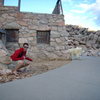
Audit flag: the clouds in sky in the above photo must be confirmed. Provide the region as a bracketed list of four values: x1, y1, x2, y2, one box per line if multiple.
[88, 0, 100, 26]
[62, 0, 100, 30]
[78, 0, 100, 26]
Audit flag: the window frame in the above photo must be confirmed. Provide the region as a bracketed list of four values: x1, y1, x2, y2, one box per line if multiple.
[37, 30, 50, 44]
[5, 29, 19, 42]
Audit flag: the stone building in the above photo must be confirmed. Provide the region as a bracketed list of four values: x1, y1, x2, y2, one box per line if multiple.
[0, 0, 70, 60]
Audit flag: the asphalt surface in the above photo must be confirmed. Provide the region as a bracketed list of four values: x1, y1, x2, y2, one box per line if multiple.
[0, 56, 100, 100]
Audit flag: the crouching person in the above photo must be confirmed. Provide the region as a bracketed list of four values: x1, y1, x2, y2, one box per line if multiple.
[10, 43, 33, 74]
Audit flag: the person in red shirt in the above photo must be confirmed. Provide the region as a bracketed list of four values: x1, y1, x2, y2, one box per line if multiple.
[10, 43, 33, 74]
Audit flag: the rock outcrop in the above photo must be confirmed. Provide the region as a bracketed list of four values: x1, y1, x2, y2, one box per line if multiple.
[0, 40, 11, 74]
[66, 25, 100, 56]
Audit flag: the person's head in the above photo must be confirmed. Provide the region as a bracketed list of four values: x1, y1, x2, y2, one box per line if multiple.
[23, 43, 29, 50]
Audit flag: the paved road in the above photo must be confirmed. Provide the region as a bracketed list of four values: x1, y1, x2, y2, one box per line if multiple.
[0, 56, 100, 100]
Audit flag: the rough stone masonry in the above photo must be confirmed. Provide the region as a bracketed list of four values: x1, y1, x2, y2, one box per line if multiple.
[66, 25, 100, 56]
[0, 3, 100, 63]
[0, 5, 71, 61]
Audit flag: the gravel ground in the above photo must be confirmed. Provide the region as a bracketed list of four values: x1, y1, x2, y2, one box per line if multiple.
[0, 59, 71, 83]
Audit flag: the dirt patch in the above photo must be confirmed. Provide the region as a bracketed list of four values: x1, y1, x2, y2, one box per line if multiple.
[0, 59, 71, 84]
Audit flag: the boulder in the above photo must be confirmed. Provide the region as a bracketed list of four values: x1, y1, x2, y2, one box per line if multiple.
[0, 40, 11, 66]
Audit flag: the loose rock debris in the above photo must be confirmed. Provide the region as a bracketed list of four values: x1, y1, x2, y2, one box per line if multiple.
[0, 60, 71, 84]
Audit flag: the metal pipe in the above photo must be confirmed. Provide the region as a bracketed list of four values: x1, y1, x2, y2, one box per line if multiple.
[2, 0, 4, 5]
[18, 0, 21, 12]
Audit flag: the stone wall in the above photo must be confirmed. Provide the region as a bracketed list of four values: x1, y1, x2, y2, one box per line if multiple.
[66, 25, 100, 56]
[0, 6, 71, 60]
[0, 6, 18, 14]
[0, 5, 99, 60]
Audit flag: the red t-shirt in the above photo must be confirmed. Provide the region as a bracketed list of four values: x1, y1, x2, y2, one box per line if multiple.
[10, 48, 32, 61]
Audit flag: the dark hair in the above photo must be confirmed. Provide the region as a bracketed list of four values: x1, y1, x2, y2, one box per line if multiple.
[23, 43, 29, 46]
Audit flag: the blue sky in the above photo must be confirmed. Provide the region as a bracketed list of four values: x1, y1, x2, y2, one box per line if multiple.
[4, 0, 100, 31]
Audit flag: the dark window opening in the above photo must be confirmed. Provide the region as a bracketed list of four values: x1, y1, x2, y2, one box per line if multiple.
[37, 30, 50, 44]
[6, 29, 19, 42]
[0, 34, 2, 40]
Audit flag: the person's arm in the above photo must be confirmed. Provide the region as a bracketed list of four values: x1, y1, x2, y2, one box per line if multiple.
[23, 50, 33, 61]
[25, 57, 33, 61]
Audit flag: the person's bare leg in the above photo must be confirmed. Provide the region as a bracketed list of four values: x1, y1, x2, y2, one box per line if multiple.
[12, 64, 23, 73]
[12, 60, 24, 73]
[16, 63, 30, 71]
[12, 63, 30, 73]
